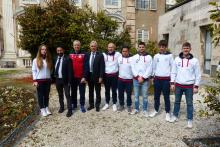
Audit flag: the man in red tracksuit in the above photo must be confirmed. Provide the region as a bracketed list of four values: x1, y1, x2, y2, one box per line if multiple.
[69, 40, 89, 113]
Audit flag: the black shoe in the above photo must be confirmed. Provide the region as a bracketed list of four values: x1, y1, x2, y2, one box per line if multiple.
[96, 107, 100, 112]
[118, 105, 125, 112]
[87, 106, 94, 111]
[58, 108, 64, 113]
[66, 111, 72, 117]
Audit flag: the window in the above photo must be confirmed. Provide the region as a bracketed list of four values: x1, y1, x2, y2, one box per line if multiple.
[136, 0, 157, 10]
[105, 0, 121, 8]
[71, 0, 82, 7]
[106, 0, 118, 6]
[136, 0, 149, 10]
[20, 0, 40, 5]
[137, 30, 149, 42]
[150, 0, 157, 10]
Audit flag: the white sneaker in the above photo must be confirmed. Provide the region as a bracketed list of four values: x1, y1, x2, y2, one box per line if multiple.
[169, 115, 178, 123]
[40, 108, 47, 117]
[143, 111, 149, 117]
[102, 104, 109, 111]
[165, 113, 171, 121]
[45, 107, 52, 115]
[187, 120, 193, 128]
[130, 109, 139, 115]
[112, 104, 117, 112]
[149, 110, 158, 117]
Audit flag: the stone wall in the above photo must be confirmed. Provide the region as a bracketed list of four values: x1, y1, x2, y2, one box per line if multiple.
[158, 0, 220, 76]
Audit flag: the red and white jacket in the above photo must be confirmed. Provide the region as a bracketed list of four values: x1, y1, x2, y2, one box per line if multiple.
[69, 51, 86, 79]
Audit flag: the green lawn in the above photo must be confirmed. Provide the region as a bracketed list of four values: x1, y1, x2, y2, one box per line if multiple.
[0, 69, 19, 76]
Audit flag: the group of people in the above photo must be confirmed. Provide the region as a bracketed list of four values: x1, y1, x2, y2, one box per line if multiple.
[32, 40, 201, 128]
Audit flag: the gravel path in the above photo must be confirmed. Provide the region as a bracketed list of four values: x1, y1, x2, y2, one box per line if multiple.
[16, 84, 220, 147]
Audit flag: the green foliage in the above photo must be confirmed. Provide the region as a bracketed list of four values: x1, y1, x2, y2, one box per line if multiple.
[17, 0, 131, 58]
[199, 71, 220, 117]
[129, 41, 159, 56]
[146, 41, 159, 57]
[0, 70, 18, 76]
[0, 86, 35, 140]
[209, 2, 220, 46]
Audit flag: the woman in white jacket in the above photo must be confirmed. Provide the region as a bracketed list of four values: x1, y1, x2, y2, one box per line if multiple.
[32, 44, 53, 117]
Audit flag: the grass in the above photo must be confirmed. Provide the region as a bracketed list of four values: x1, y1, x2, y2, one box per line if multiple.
[0, 70, 19, 76]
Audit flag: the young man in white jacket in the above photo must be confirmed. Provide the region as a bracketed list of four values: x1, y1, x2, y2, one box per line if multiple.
[117, 46, 133, 113]
[131, 42, 153, 116]
[169, 42, 201, 128]
[150, 40, 173, 121]
[102, 43, 121, 111]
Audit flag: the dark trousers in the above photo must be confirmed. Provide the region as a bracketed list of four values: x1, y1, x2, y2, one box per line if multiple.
[88, 73, 101, 108]
[118, 80, 132, 107]
[37, 81, 51, 109]
[104, 76, 118, 104]
[56, 78, 72, 111]
[153, 79, 170, 113]
[70, 78, 86, 107]
[173, 86, 193, 120]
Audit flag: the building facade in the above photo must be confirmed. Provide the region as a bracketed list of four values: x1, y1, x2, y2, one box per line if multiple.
[158, 0, 220, 76]
[0, 0, 165, 67]
[73, 0, 166, 44]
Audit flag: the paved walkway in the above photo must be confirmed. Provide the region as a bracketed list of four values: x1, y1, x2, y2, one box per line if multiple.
[16, 84, 220, 147]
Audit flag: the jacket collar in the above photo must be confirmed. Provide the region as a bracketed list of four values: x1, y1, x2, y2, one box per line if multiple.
[159, 51, 171, 55]
[106, 51, 115, 56]
[179, 52, 193, 59]
[138, 52, 148, 56]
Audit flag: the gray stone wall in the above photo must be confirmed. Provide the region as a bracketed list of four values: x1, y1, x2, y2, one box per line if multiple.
[158, 0, 220, 76]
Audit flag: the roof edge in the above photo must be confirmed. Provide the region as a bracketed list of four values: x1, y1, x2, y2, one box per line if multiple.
[166, 0, 193, 12]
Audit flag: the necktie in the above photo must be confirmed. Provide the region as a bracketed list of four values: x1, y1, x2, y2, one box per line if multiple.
[91, 53, 95, 72]
[55, 57, 61, 77]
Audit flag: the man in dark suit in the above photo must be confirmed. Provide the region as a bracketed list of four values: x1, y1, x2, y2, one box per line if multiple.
[54, 46, 73, 117]
[87, 41, 105, 112]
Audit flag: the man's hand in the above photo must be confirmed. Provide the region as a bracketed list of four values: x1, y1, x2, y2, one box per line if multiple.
[98, 78, 102, 83]
[193, 87, 198, 94]
[33, 82, 38, 86]
[81, 78, 86, 83]
[170, 84, 175, 91]
[138, 76, 144, 84]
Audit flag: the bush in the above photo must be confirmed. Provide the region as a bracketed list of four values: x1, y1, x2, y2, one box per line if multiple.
[199, 71, 220, 117]
[0, 86, 35, 140]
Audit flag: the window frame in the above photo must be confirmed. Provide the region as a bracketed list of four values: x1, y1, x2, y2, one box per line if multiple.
[137, 29, 149, 43]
